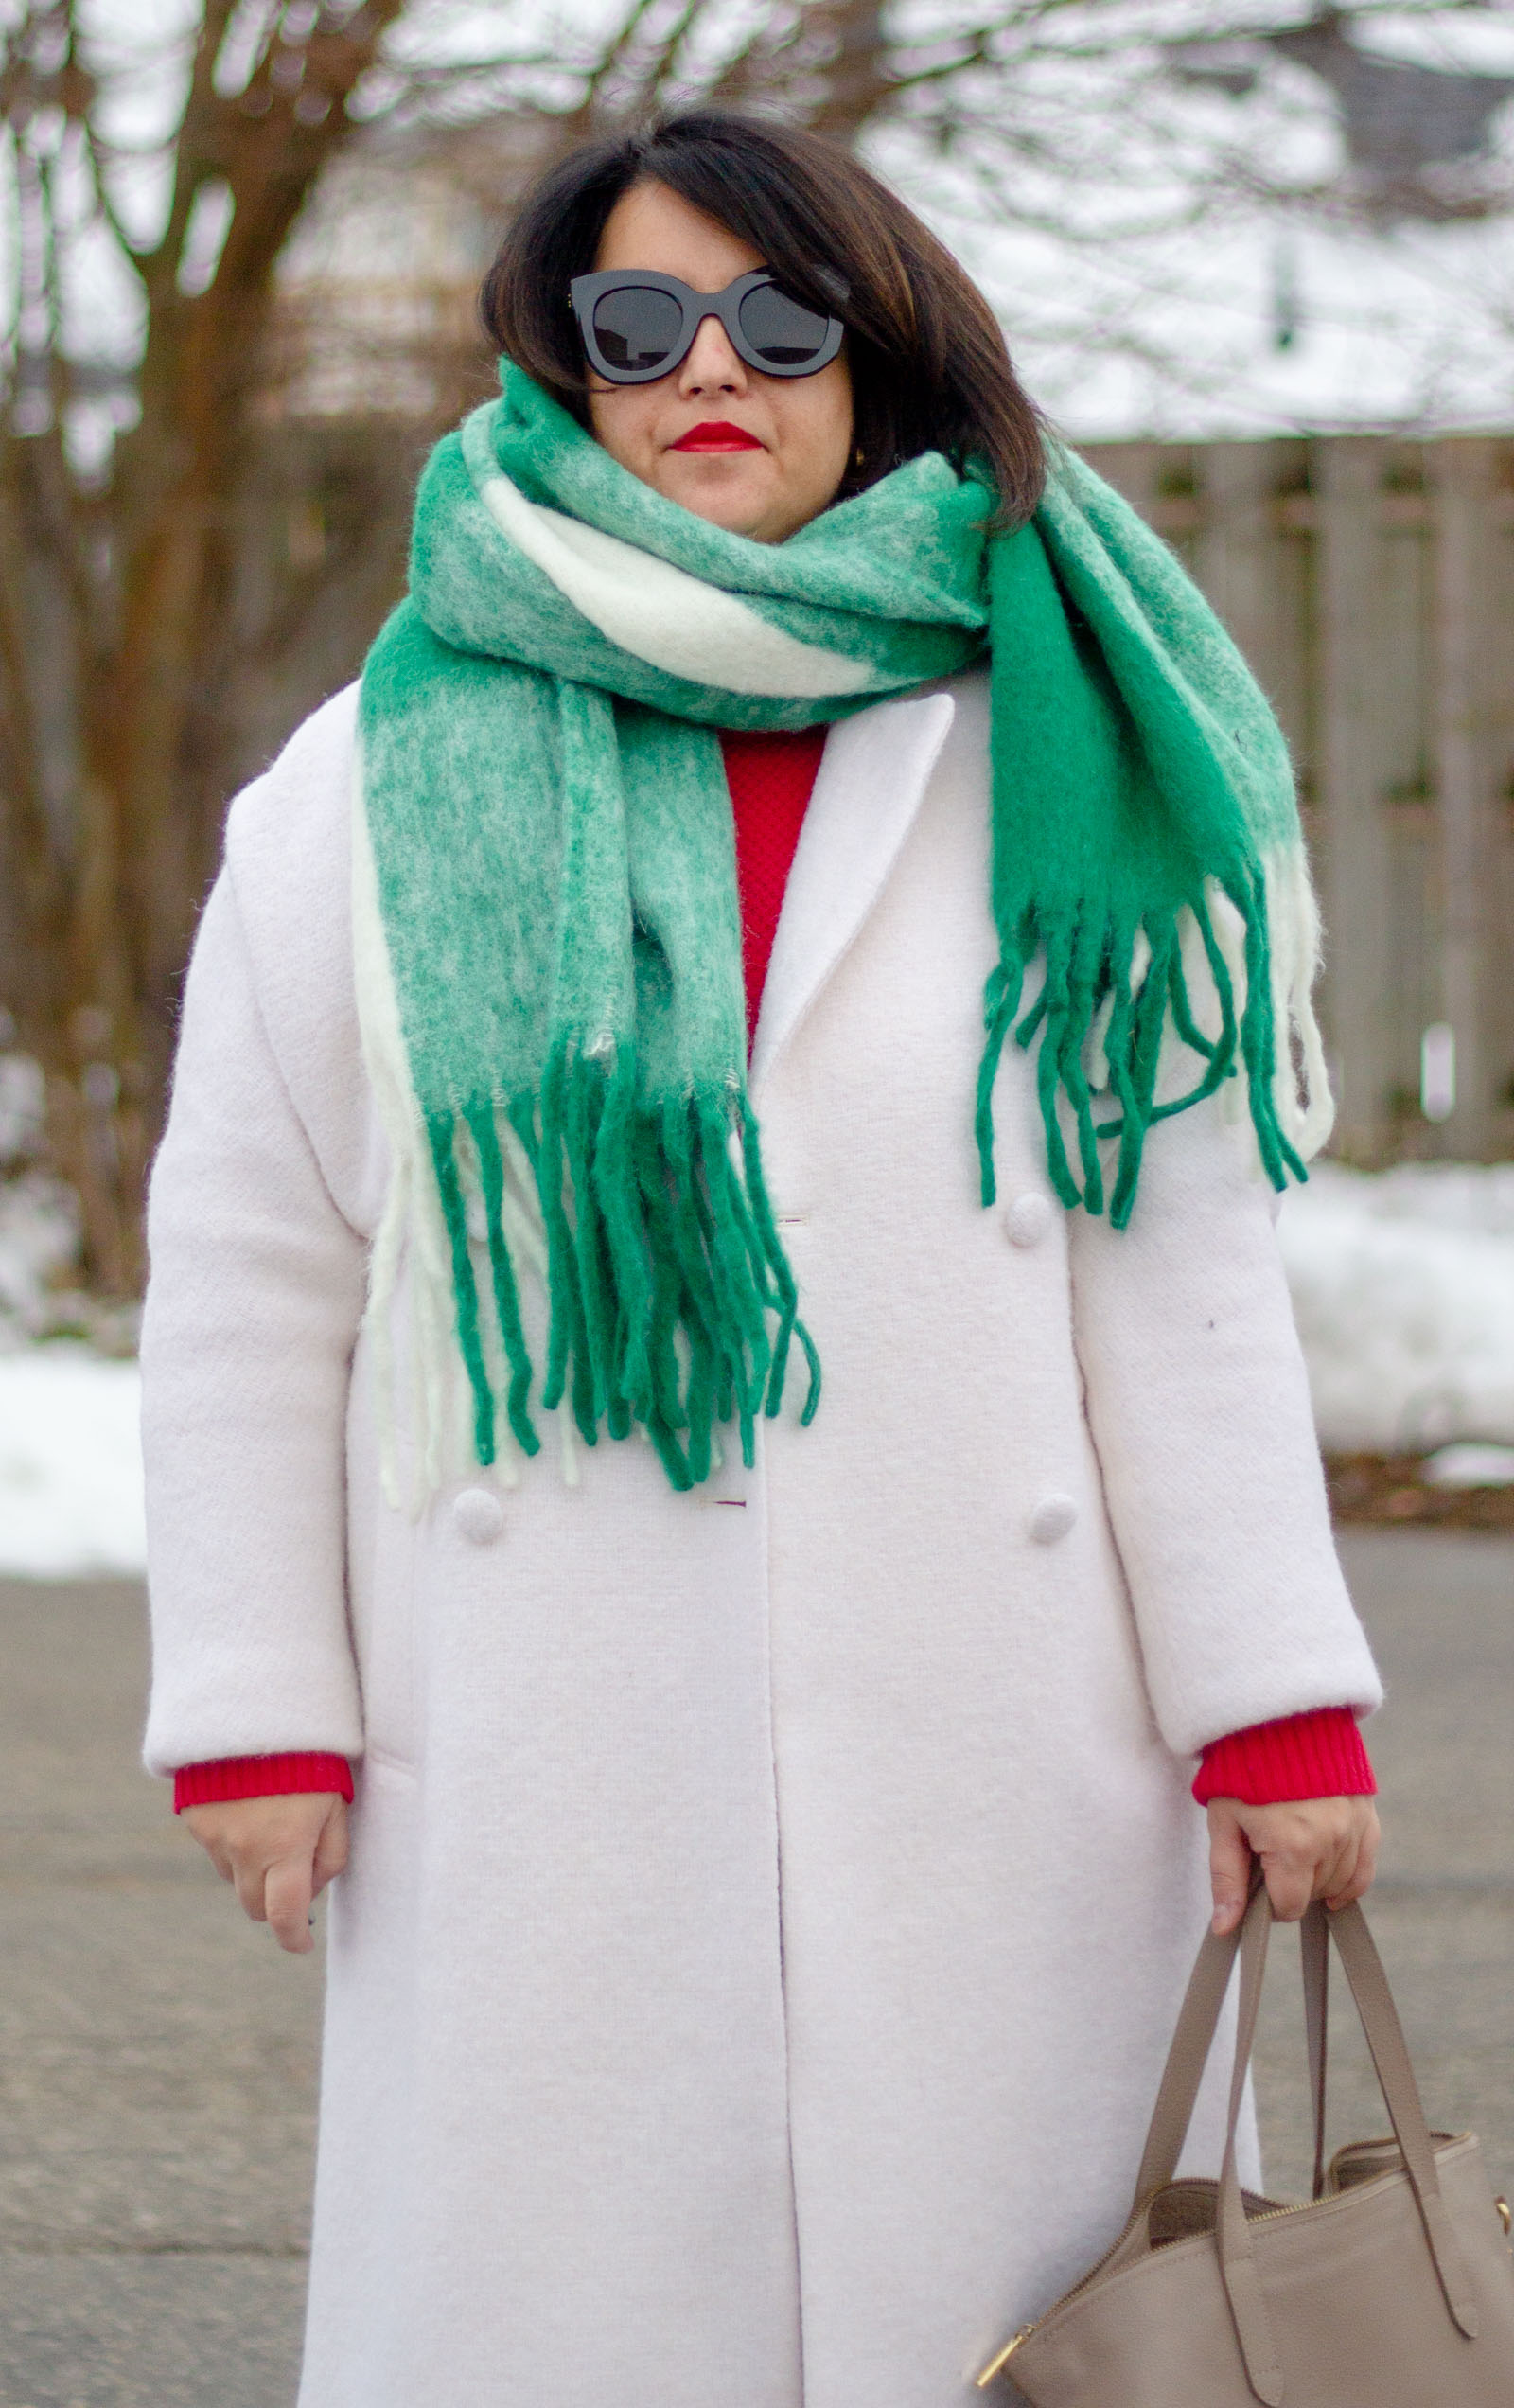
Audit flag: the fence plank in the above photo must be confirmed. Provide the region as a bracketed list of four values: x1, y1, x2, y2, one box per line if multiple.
[1430, 439, 1505, 1159]
[1078, 432, 1514, 1162]
[1312, 440, 1400, 1160]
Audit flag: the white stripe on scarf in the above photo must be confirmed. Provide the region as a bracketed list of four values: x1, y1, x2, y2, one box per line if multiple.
[474, 469, 887, 700]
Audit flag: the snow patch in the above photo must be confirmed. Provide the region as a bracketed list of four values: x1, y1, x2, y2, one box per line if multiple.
[0, 1171, 82, 1338]
[1278, 1162, 1514, 1452]
[1425, 1443, 1514, 1489]
[0, 1348, 144, 1579]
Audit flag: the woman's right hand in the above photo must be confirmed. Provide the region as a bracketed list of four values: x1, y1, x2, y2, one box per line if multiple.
[184, 1792, 349, 1954]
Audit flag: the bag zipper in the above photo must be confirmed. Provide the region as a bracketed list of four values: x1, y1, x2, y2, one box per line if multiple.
[977, 2324, 1035, 2386]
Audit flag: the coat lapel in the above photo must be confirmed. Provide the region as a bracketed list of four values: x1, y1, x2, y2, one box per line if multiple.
[748, 688, 957, 1095]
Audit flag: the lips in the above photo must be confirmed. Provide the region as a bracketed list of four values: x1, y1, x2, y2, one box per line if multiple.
[669, 421, 764, 453]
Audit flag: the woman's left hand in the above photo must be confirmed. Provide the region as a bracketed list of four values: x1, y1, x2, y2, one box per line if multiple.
[1207, 1795, 1381, 1935]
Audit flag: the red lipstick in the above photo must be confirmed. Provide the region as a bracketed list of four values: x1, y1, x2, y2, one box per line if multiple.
[669, 420, 764, 453]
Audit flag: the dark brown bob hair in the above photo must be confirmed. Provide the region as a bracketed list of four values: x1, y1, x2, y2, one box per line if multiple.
[480, 110, 1045, 525]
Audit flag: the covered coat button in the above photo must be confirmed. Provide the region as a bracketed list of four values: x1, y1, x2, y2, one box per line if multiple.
[453, 1486, 505, 1545]
[1029, 1493, 1078, 1546]
[1004, 1192, 1053, 1248]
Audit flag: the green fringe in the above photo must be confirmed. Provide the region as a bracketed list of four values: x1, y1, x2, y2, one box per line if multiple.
[427, 1038, 819, 1487]
[975, 876, 1306, 1232]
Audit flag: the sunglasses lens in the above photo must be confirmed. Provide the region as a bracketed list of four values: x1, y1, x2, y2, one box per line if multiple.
[737, 283, 834, 368]
[590, 285, 684, 375]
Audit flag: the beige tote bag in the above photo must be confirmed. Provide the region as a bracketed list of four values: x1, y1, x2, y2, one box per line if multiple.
[977, 1886, 1514, 2406]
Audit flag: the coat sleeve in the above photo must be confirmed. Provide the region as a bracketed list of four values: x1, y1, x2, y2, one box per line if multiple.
[141, 761, 369, 1779]
[1066, 1090, 1382, 1762]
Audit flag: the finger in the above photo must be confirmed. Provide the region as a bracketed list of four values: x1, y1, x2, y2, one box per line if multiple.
[310, 1799, 349, 1898]
[1354, 1812, 1381, 1895]
[1208, 1807, 1253, 1934]
[183, 1813, 236, 1883]
[1314, 1829, 1359, 1907]
[264, 1852, 316, 1955]
[1328, 1817, 1379, 1910]
[1306, 1813, 1357, 1900]
[1327, 1868, 1366, 1911]
[232, 1854, 271, 1925]
[1321, 1801, 1375, 1909]
[1259, 1847, 1313, 1922]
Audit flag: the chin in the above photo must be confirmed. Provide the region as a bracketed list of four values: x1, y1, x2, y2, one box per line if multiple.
[659, 460, 774, 532]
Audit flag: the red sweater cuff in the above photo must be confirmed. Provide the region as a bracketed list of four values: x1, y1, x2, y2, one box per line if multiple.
[173, 1752, 355, 1814]
[1192, 1708, 1376, 1807]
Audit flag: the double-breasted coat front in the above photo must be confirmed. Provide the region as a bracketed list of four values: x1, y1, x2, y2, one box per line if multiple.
[142, 670, 1381, 2408]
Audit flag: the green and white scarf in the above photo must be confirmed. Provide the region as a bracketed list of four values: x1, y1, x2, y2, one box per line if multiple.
[356, 363, 1329, 1501]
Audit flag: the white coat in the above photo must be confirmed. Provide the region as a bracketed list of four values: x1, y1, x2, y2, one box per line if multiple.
[142, 671, 1382, 2408]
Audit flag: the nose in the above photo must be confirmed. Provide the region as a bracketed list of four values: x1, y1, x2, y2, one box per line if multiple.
[677, 310, 748, 398]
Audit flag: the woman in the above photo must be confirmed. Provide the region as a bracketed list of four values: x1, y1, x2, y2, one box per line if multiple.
[144, 112, 1382, 2408]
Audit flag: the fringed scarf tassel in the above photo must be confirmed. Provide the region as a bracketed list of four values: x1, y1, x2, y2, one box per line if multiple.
[425, 1042, 820, 1496]
[975, 873, 1310, 1231]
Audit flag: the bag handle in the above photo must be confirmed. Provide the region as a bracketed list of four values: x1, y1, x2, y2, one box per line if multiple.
[1136, 1891, 1350, 2211]
[1133, 1886, 1479, 2407]
[1301, 1901, 1329, 2202]
[1215, 1888, 1286, 2402]
[1130, 1884, 1252, 2210]
[1322, 1900, 1479, 2337]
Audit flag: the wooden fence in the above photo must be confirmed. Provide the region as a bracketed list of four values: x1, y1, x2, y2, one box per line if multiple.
[1082, 437, 1514, 1166]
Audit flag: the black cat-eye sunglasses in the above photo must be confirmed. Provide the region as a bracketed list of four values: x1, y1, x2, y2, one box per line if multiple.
[569, 269, 845, 385]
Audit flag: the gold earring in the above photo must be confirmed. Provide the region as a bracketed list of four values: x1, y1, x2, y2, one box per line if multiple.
[853, 444, 865, 468]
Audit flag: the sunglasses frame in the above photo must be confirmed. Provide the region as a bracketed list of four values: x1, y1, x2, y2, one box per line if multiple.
[569, 268, 845, 385]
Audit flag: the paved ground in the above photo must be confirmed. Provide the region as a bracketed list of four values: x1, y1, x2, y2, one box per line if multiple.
[1249, 1532, 1513, 2209]
[0, 1529, 1507, 2405]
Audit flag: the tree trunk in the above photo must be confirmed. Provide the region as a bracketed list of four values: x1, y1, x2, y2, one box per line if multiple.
[0, 0, 408, 1294]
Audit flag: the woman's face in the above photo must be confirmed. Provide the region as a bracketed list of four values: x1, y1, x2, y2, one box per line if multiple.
[586, 180, 854, 544]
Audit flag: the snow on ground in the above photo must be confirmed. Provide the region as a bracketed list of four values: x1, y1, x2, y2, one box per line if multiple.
[0, 1070, 146, 1578]
[1277, 1163, 1514, 1457]
[0, 1349, 144, 1579]
[0, 1161, 1510, 1578]
[0, 1170, 83, 1337]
